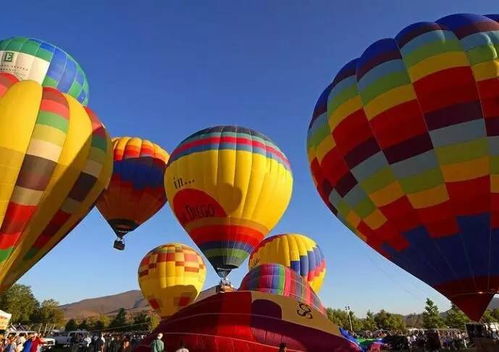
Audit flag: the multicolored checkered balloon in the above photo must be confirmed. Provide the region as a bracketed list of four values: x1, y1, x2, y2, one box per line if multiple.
[307, 13, 499, 321]
[138, 243, 206, 318]
[0, 37, 89, 105]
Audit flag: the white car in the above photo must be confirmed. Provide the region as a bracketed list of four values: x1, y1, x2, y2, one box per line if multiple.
[48, 330, 88, 347]
[6, 331, 55, 351]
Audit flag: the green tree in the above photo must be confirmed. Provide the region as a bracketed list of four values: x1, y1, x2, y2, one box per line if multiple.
[491, 309, 499, 322]
[422, 298, 445, 329]
[481, 310, 497, 324]
[361, 310, 378, 331]
[133, 312, 150, 331]
[109, 308, 128, 331]
[148, 313, 160, 331]
[405, 314, 423, 328]
[374, 310, 406, 331]
[30, 299, 64, 326]
[65, 319, 78, 331]
[93, 315, 110, 331]
[78, 319, 89, 330]
[445, 304, 470, 329]
[0, 284, 38, 323]
[326, 308, 350, 329]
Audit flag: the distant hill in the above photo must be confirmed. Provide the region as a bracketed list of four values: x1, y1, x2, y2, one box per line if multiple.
[60, 290, 499, 321]
[60, 290, 150, 320]
[59, 287, 221, 320]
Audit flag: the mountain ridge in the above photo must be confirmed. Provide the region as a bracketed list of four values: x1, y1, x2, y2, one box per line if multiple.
[60, 290, 499, 320]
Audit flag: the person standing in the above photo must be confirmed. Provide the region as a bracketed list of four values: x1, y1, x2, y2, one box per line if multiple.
[94, 334, 105, 352]
[150, 334, 164, 352]
[29, 333, 43, 352]
[21, 334, 33, 352]
[15, 334, 25, 352]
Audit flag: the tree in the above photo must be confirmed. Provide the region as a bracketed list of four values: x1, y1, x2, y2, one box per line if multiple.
[149, 313, 160, 331]
[65, 319, 78, 331]
[491, 309, 499, 322]
[325, 308, 361, 331]
[109, 308, 128, 331]
[374, 310, 406, 331]
[405, 314, 424, 328]
[133, 312, 150, 331]
[422, 299, 445, 329]
[0, 284, 38, 323]
[78, 319, 89, 330]
[445, 304, 469, 329]
[30, 299, 64, 327]
[481, 310, 497, 324]
[361, 310, 378, 331]
[93, 315, 110, 331]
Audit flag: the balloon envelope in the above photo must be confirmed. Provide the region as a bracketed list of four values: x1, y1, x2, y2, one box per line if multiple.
[0, 73, 112, 290]
[165, 126, 293, 278]
[0, 37, 89, 105]
[249, 233, 326, 292]
[135, 291, 360, 352]
[97, 137, 168, 242]
[307, 13, 499, 320]
[239, 263, 326, 315]
[138, 243, 206, 318]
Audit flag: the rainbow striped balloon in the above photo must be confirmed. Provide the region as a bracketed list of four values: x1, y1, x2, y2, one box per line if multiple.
[165, 126, 293, 278]
[0, 73, 112, 290]
[249, 233, 326, 292]
[307, 13, 499, 320]
[240, 263, 326, 315]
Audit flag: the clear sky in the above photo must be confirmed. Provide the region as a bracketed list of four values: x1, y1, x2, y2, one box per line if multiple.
[8, 0, 498, 317]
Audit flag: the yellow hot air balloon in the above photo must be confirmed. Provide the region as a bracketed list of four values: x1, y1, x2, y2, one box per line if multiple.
[249, 233, 326, 292]
[0, 72, 113, 290]
[138, 243, 206, 318]
[164, 126, 293, 278]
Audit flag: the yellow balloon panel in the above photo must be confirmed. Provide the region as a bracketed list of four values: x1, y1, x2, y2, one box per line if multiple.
[0, 73, 113, 290]
[164, 126, 293, 276]
[138, 243, 206, 318]
[249, 233, 326, 292]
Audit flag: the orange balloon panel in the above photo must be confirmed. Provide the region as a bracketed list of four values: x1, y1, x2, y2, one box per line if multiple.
[138, 243, 206, 318]
[97, 137, 169, 239]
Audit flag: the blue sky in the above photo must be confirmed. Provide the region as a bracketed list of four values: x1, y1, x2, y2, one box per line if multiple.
[8, 0, 498, 316]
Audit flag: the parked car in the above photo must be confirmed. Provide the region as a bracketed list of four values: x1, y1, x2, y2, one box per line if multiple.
[47, 330, 88, 347]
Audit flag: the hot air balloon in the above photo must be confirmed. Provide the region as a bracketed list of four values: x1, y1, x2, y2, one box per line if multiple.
[240, 263, 326, 315]
[135, 291, 361, 352]
[165, 126, 293, 278]
[96, 137, 168, 250]
[138, 243, 206, 318]
[249, 233, 326, 292]
[0, 72, 112, 290]
[307, 13, 499, 320]
[0, 37, 89, 105]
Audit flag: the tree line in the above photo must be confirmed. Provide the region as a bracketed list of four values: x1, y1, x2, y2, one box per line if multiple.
[3, 284, 499, 333]
[326, 298, 499, 332]
[0, 284, 160, 332]
[64, 309, 160, 332]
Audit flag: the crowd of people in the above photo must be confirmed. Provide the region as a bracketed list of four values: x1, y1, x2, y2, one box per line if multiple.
[69, 333, 190, 352]
[0, 333, 45, 352]
[69, 332, 146, 352]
